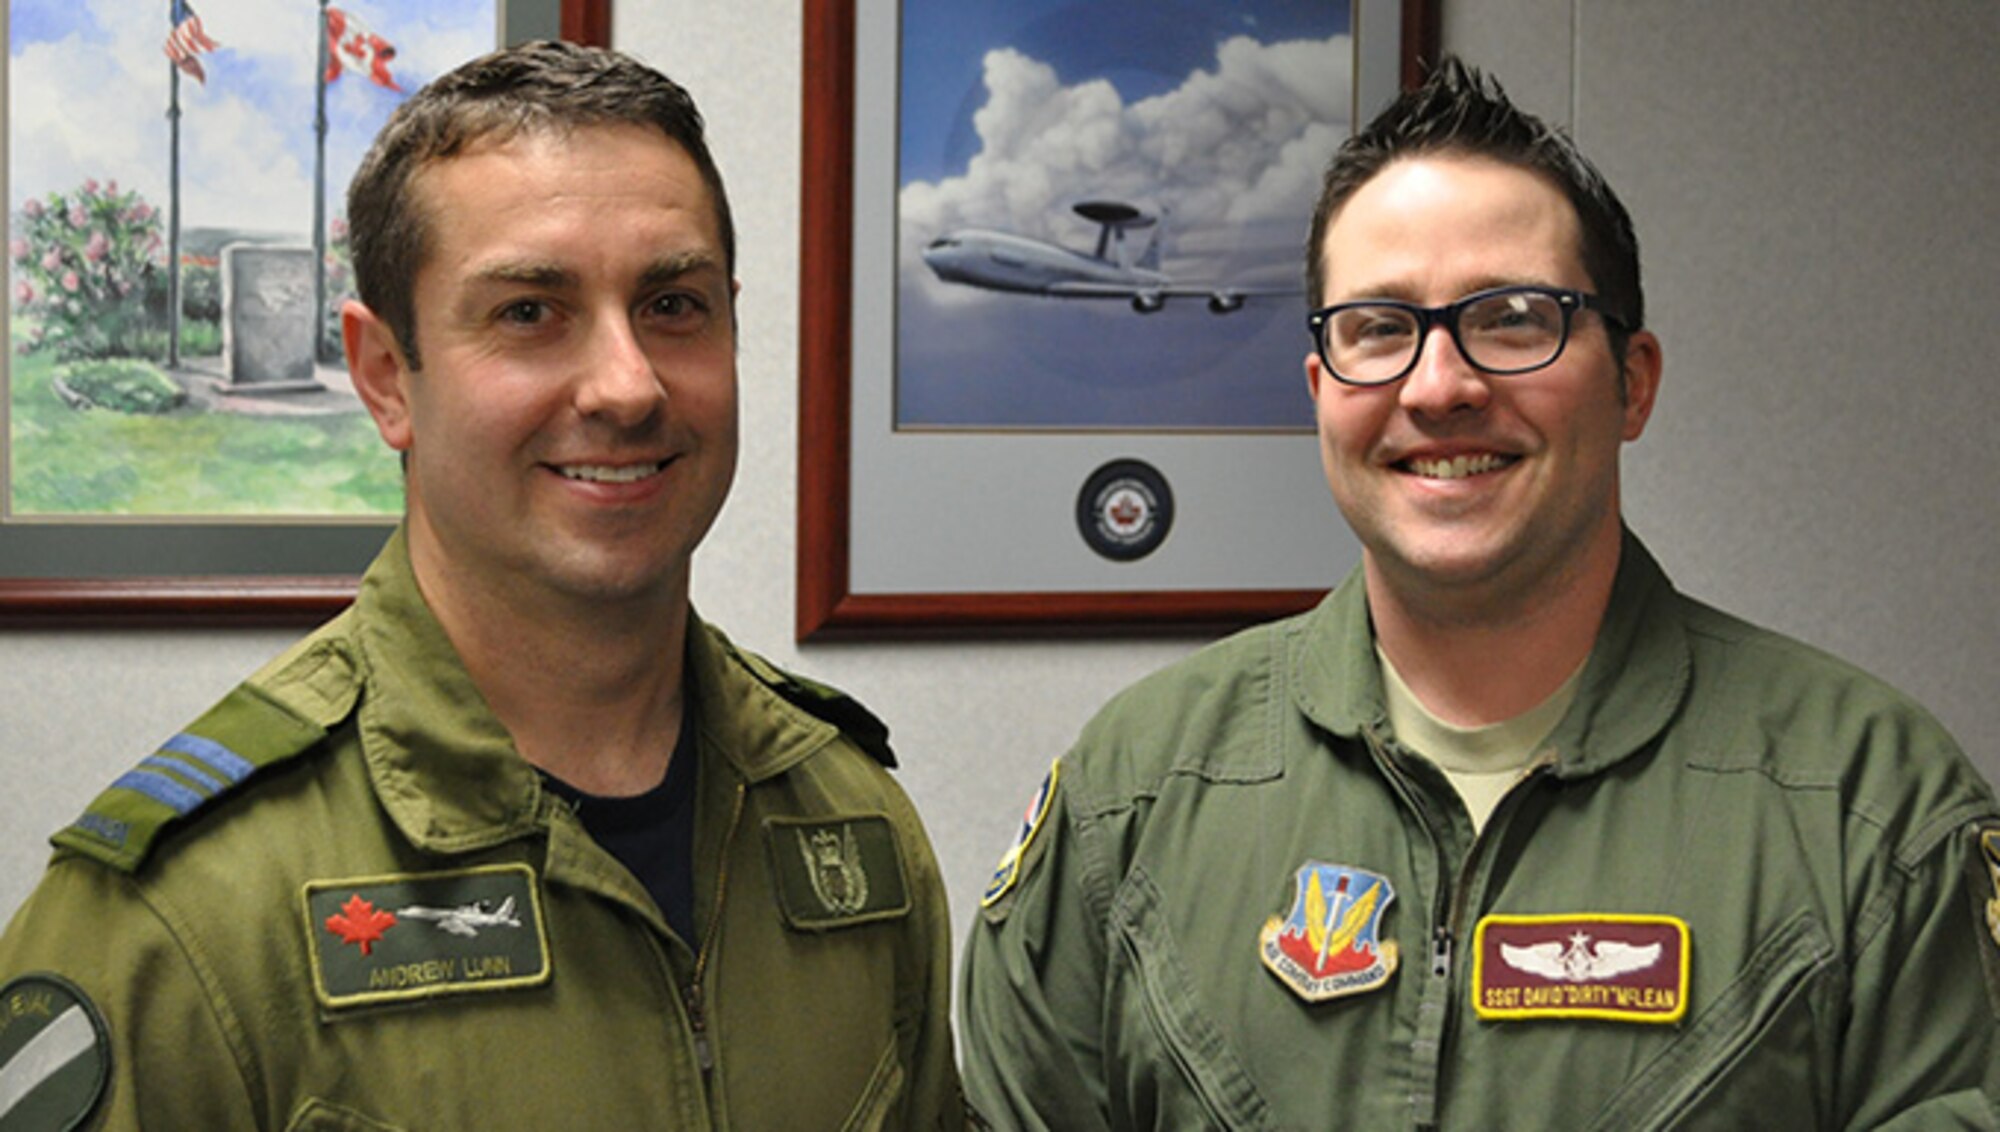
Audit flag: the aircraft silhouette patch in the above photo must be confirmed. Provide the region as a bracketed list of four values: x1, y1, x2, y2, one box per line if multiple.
[302, 864, 551, 1009]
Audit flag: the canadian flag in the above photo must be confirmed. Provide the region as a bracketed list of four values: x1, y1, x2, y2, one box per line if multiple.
[325, 8, 400, 92]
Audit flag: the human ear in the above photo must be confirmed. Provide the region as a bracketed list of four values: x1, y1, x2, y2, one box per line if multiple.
[343, 300, 415, 452]
[1618, 330, 1663, 441]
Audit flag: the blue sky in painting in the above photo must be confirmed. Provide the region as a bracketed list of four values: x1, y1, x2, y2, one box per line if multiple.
[900, 0, 1345, 183]
[895, 0, 1355, 430]
[8, 0, 495, 235]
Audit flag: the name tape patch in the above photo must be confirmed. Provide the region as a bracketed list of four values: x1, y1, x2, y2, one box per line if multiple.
[302, 864, 551, 1010]
[1473, 913, 1689, 1024]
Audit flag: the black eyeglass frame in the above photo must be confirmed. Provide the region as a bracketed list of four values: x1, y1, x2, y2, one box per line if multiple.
[1307, 284, 1631, 388]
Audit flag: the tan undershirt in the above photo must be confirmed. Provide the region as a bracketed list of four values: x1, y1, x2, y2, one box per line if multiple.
[1378, 646, 1585, 834]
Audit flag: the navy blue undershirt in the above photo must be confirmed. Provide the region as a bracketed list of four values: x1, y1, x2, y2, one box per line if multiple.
[539, 711, 698, 946]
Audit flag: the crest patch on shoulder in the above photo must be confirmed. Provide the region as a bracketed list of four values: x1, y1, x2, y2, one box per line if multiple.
[1965, 823, 2000, 1018]
[982, 759, 1061, 909]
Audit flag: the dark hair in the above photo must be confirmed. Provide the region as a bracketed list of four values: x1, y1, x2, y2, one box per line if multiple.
[345, 40, 735, 370]
[1305, 56, 1642, 360]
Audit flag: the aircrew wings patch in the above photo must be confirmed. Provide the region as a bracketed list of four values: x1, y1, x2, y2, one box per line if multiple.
[1473, 914, 1689, 1024]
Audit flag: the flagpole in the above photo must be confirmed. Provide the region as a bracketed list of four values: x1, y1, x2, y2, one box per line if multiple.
[313, 0, 331, 364]
[166, 4, 183, 370]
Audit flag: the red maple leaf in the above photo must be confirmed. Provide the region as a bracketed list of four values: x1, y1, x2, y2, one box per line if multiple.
[325, 894, 397, 956]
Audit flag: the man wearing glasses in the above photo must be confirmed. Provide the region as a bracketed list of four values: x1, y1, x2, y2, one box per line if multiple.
[960, 58, 1999, 1128]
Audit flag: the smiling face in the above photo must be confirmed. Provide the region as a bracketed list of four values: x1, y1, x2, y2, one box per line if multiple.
[1306, 154, 1660, 616]
[344, 123, 739, 618]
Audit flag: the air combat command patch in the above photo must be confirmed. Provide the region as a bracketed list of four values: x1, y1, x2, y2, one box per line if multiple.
[1259, 862, 1399, 1003]
[0, 973, 111, 1131]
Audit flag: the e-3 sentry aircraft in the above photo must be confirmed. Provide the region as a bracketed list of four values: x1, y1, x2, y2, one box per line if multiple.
[921, 200, 1298, 314]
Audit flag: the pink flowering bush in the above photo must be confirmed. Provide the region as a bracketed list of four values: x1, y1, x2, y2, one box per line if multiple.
[11, 179, 164, 359]
[321, 216, 355, 360]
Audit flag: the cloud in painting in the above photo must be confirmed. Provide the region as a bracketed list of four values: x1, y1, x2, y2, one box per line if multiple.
[900, 33, 1352, 283]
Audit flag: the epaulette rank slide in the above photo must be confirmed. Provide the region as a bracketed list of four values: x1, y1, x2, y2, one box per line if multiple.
[53, 685, 328, 873]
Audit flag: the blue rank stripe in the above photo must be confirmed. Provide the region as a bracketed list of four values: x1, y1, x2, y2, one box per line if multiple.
[108, 733, 256, 816]
[138, 753, 223, 794]
[160, 732, 255, 785]
[110, 767, 208, 815]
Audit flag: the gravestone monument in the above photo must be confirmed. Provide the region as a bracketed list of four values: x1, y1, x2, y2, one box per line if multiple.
[219, 243, 325, 393]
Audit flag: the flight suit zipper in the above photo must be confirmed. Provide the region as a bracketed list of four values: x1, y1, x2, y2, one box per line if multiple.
[685, 780, 747, 1078]
[1363, 725, 1553, 1128]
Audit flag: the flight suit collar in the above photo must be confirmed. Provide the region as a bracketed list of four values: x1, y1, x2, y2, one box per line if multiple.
[348, 526, 547, 854]
[1540, 530, 1691, 779]
[684, 617, 850, 786]
[341, 528, 846, 855]
[1294, 527, 1691, 780]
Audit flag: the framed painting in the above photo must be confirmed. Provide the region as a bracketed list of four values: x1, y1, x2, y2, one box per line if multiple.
[0, 0, 609, 624]
[799, 0, 1439, 639]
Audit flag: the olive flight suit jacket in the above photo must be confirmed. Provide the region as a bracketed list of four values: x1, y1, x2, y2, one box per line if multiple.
[0, 528, 962, 1130]
[963, 532, 2000, 1130]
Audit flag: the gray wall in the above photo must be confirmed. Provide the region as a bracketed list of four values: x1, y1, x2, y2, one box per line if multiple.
[3, 2, 1997, 945]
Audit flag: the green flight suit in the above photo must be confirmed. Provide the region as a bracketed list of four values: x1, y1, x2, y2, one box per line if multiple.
[962, 532, 2000, 1130]
[0, 529, 962, 1130]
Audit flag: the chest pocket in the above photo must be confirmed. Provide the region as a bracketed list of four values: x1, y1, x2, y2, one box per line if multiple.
[839, 1038, 907, 1132]
[1588, 910, 1836, 1130]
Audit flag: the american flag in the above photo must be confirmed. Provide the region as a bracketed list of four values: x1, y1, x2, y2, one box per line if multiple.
[163, 0, 219, 85]
[325, 8, 402, 92]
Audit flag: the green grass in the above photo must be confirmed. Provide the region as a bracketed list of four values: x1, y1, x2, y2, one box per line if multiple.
[8, 323, 403, 518]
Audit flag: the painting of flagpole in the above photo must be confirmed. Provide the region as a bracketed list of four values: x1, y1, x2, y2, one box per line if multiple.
[6, 1, 497, 520]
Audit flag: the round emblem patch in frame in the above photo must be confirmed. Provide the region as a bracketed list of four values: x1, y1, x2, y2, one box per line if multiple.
[1075, 459, 1174, 562]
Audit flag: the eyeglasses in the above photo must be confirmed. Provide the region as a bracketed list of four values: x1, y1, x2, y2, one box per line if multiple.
[1308, 284, 1629, 387]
